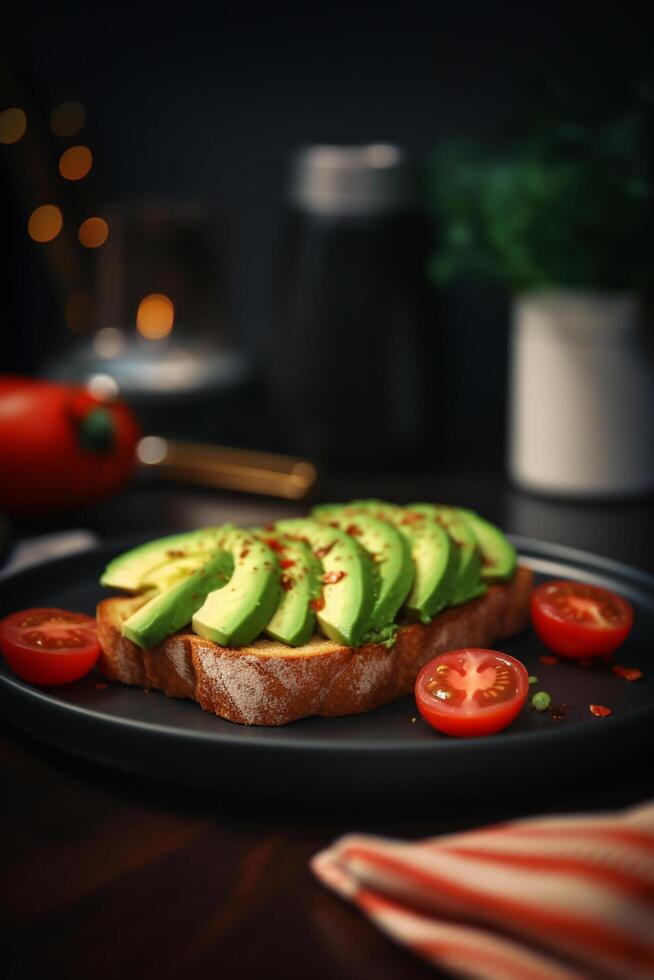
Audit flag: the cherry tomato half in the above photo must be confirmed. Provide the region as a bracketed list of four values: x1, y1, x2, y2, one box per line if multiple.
[415, 649, 529, 737]
[0, 608, 100, 685]
[531, 580, 633, 659]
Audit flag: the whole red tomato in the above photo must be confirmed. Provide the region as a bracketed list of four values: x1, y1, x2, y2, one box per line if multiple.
[0, 376, 140, 514]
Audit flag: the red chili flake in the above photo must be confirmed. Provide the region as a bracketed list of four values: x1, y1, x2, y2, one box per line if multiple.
[279, 558, 296, 569]
[323, 570, 346, 585]
[400, 512, 423, 525]
[166, 549, 187, 558]
[612, 665, 643, 682]
[263, 537, 285, 553]
[240, 548, 250, 560]
[315, 542, 335, 559]
[280, 574, 293, 592]
[95, 683, 107, 690]
[263, 523, 276, 532]
[310, 596, 325, 612]
[345, 524, 362, 537]
[589, 704, 612, 718]
[539, 655, 559, 665]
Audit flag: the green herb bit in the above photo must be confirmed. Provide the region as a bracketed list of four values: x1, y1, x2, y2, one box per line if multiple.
[532, 691, 551, 712]
[528, 675, 538, 685]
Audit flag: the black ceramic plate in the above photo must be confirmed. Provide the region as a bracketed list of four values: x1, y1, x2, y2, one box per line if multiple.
[0, 536, 652, 801]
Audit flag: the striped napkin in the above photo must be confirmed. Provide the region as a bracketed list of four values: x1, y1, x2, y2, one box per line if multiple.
[311, 800, 654, 980]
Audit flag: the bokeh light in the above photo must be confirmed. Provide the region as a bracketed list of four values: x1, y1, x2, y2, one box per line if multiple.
[93, 327, 127, 359]
[137, 435, 168, 465]
[65, 292, 94, 332]
[0, 108, 27, 144]
[136, 294, 175, 339]
[50, 101, 85, 137]
[87, 373, 119, 402]
[59, 145, 93, 181]
[78, 217, 109, 248]
[28, 205, 63, 243]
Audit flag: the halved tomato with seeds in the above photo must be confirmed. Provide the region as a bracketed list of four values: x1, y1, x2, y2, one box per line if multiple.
[415, 649, 529, 737]
[531, 581, 633, 659]
[0, 608, 100, 685]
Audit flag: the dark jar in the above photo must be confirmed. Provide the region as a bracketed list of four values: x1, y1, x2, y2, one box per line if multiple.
[270, 144, 439, 470]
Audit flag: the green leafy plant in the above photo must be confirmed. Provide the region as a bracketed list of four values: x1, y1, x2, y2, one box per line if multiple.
[426, 86, 654, 293]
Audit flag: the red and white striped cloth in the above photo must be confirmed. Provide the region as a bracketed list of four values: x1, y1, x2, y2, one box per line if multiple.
[311, 800, 654, 980]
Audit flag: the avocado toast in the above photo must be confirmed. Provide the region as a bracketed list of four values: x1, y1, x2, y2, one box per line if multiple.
[96, 502, 532, 726]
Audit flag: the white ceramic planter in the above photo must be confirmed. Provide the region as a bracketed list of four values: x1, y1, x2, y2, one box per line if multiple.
[508, 290, 654, 498]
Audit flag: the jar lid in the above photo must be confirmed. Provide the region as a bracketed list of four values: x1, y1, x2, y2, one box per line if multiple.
[288, 144, 414, 215]
[514, 290, 640, 341]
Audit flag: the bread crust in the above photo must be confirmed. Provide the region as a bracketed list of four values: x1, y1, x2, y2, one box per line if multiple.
[96, 566, 533, 726]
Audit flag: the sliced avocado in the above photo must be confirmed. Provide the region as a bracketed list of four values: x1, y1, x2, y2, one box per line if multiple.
[275, 518, 377, 647]
[261, 536, 322, 647]
[138, 554, 208, 591]
[312, 499, 399, 525]
[314, 499, 411, 532]
[399, 519, 456, 621]
[310, 508, 413, 629]
[192, 530, 282, 647]
[101, 528, 224, 592]
[456, 508, 517, 582]
[122, 549, 233, 649]
[313, 500, 456, 622]
[408, 504, 483, 605]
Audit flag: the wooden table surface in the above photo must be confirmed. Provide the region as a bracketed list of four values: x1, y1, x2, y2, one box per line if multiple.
[2, 474, 653, 980]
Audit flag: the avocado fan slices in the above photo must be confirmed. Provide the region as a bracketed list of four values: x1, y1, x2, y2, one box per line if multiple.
[122, 548, 234, 649]
[274, 518, 378, 647]
[105, 502, 516, 651]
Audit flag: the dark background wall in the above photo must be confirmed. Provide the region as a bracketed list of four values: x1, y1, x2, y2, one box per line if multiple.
[3, 0, 650, 469]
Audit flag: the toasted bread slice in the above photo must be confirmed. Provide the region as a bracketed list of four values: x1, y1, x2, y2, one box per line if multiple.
[96, 566, 533, 726]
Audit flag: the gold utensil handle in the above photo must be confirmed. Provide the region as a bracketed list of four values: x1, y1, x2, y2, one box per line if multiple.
[137, 437, 318, 500]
